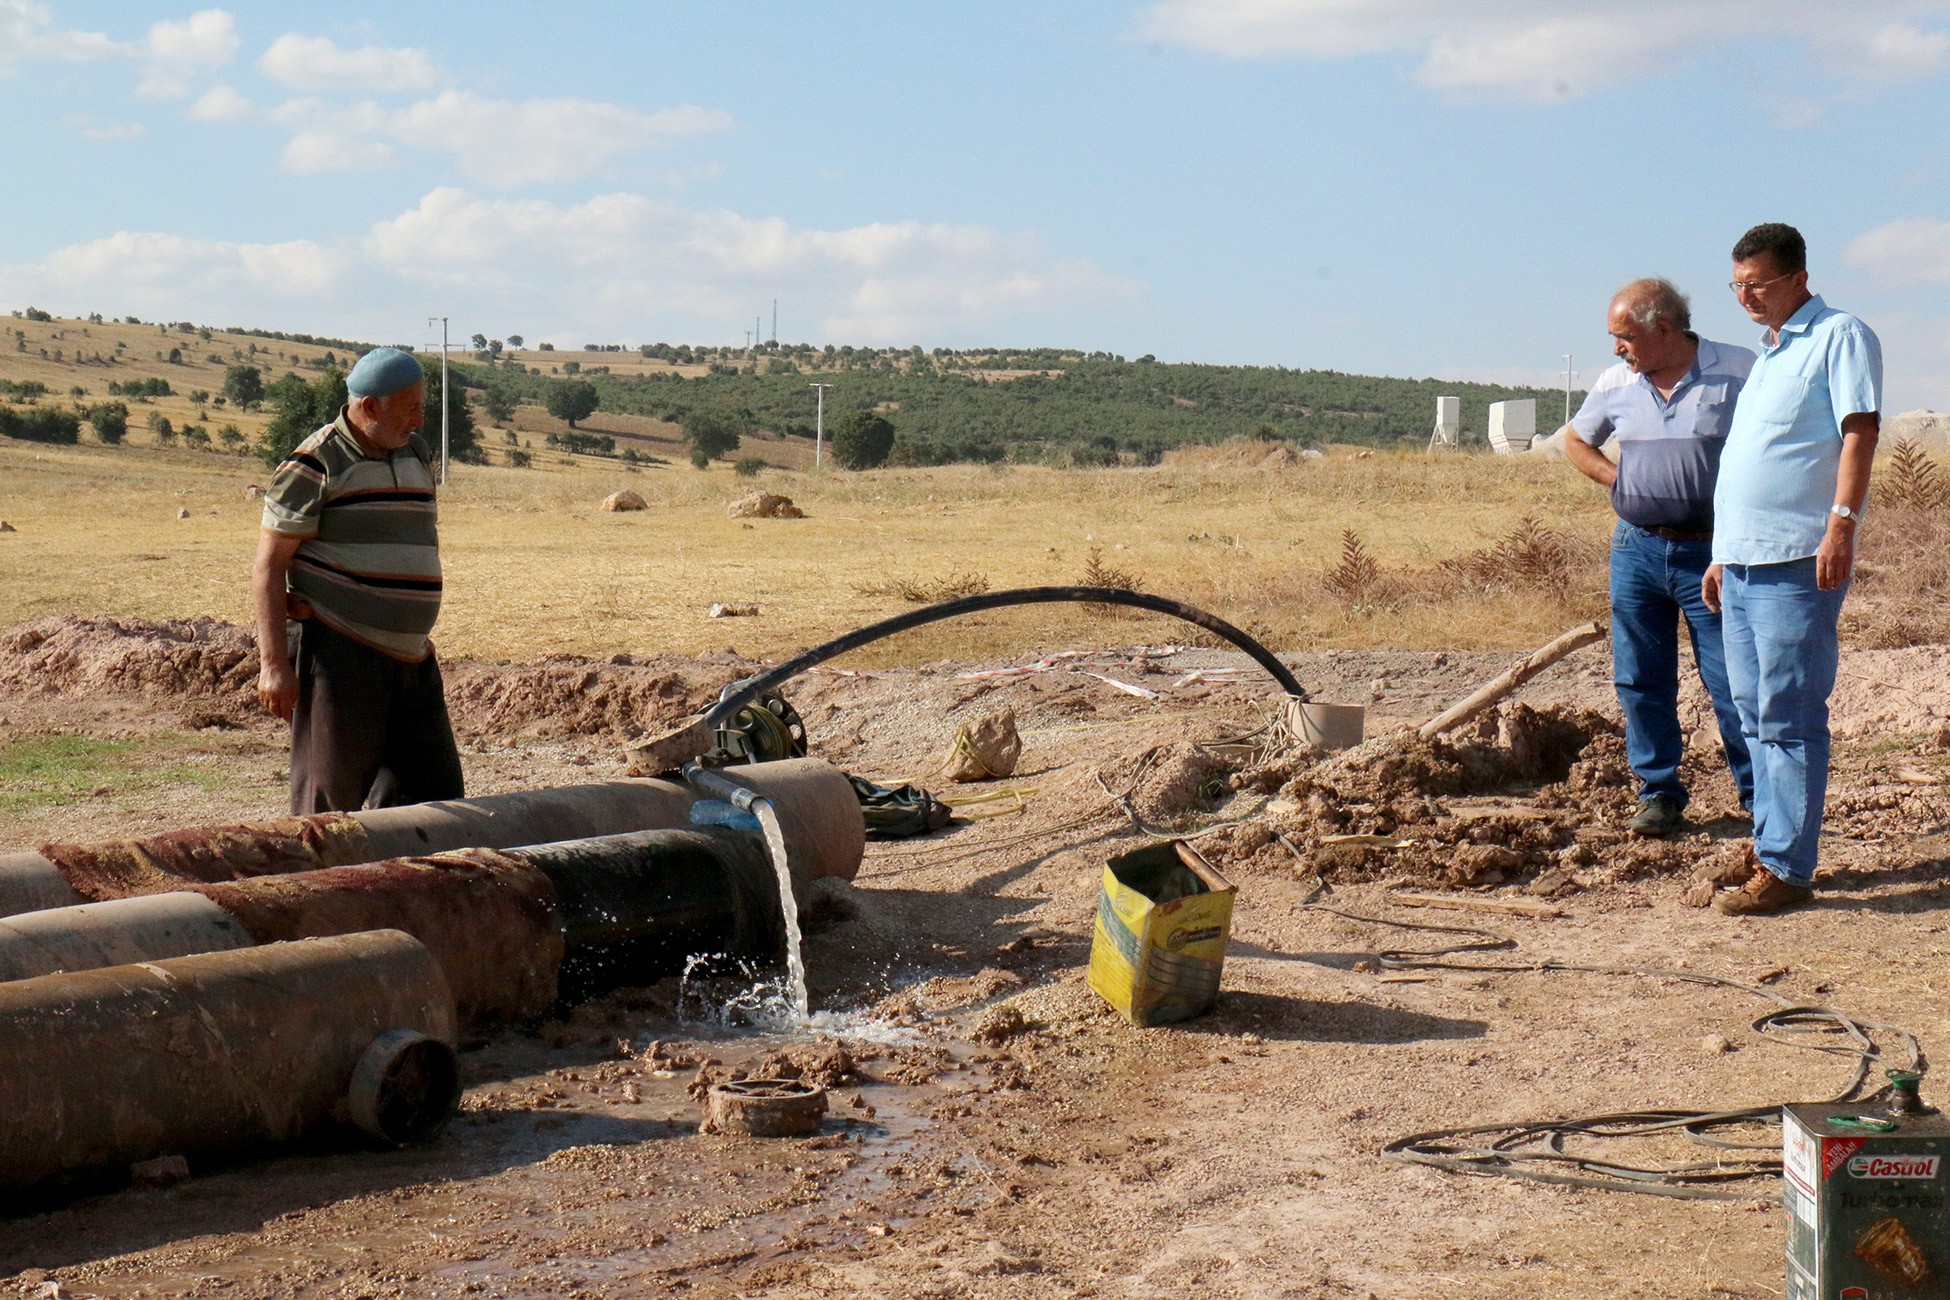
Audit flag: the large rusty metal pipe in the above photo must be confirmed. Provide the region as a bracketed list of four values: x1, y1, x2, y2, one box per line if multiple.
[0, 892, 253, 984]
[0, 817, 841, 1027]
[0, 758, 863, 918]
[0, 930, 459, 1198]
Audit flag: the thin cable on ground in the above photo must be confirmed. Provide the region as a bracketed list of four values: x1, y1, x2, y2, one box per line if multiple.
[1283, 854, 1927, 1201]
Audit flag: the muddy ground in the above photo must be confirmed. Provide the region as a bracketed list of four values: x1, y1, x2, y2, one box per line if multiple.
[3, 618, 1950, 1299]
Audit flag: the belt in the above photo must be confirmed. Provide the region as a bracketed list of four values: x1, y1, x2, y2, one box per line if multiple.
[1641, 525, 1712, 542]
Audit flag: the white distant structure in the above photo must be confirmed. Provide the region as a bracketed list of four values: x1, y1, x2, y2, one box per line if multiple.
[1487, 399, 1536, 455]
[1427, 396, 1461, 451]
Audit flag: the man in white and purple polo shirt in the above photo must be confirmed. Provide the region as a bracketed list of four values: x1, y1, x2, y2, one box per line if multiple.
[1562, 278, 1755, 839]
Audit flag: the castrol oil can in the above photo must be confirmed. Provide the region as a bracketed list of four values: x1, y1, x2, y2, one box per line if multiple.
[1784, 1101, 1950, 1297]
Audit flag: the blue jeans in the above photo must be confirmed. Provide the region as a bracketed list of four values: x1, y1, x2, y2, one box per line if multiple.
[1609, 523, 1754, 811]
[1720, 558, 1846, 888]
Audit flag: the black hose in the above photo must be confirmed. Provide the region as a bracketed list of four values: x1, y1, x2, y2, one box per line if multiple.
[705, 586, 1305, 729]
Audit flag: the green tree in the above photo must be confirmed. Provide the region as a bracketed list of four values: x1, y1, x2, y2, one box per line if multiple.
[545, 378, 599, 429]
[222, 364, 265, 410]
[257, 371, 345, 467]
[831, 410, 896, 470]
[87, 401, 128, 445]
[419, 354, 478, 465]
[482, 385, 517, 424]
[681, 409, 743, 461]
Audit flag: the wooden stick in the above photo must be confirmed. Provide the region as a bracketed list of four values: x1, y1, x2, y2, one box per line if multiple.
[1418, 621, 1606, 740]
[1388, 891, 1564, 918]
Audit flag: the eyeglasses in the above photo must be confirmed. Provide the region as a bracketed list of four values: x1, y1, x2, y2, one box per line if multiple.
[1729, 272, 1793, 295]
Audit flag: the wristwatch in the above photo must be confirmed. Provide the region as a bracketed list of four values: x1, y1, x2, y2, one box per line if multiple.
[1830, 503, 1862, 523]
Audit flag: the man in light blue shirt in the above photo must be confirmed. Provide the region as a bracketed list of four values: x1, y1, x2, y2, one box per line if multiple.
[1563, 278, 1754, 837]
[1704, 223, 1882, 916]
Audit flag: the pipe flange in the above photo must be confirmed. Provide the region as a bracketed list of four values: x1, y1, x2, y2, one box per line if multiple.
[702, 1078, 827, 1137]
[347, 1028, 461, 1146]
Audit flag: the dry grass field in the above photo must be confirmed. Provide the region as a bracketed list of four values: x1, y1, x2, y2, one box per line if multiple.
[0, 433, 1621, 666]
[3, 309, 1945, 668]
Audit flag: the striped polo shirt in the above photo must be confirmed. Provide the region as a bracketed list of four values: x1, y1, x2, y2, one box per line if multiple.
[261, 408, 442, 662]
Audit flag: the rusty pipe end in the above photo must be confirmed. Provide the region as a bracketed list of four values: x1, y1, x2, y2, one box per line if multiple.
[345, 1028, 461, 1147]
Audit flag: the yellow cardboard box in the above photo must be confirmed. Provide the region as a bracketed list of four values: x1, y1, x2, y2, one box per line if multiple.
[1087, 840, 1235, 1027]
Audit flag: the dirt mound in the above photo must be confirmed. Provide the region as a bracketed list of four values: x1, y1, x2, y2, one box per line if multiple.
[444, 655, 739, 741]
[0, 616, 739, 742]
[1200, 703, 1636, 887]
[0, 616, 258, 706]
[1107, 741, 1237, 828]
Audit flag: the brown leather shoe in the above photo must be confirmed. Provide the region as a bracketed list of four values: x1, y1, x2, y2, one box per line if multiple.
[1712, 864, 1814, 916]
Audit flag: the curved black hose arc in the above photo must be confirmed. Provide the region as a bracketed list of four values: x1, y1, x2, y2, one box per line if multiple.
[705, 586, 1306, 730]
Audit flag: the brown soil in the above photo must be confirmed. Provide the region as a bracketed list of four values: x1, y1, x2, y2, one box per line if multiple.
[0, 615, 747, 742]
[4, 625, 1950, 1298]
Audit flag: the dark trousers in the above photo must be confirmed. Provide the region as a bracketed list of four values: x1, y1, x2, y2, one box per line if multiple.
[290, 618, 464, 814]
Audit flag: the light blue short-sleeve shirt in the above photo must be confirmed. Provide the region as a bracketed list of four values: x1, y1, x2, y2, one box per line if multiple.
[1713, 295, 1882, 567]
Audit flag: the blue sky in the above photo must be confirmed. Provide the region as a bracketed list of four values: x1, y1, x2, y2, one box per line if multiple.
[3, 1, 1948, 410]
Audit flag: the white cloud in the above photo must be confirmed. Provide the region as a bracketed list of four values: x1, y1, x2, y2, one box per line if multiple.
[362, 187, 1138, 340]
[0, 230, 346, 325]
[136, 9, 237, 100]
[392, 93, 735, 184]
[0, 0, 120, 69]
[0, 189, 1133, 346]
[187, 84, 253, 122]
[281, 130, 397, 173]
[266, 90, 735, 183]
[1846, 217, 1950, 283]
[1134, 1, 1950, 99]
[1827, 21, 1950, 79]
[63, 113, 145, 142]
[258, 33, 444, 93]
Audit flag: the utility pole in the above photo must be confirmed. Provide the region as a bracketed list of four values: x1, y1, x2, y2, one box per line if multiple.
[755, 315, 762, 353]
[1562, 354, 1577, 424]
[427, 315, 450, 485]
[809, 382, 832, 469]
[771, 298, 777, 347]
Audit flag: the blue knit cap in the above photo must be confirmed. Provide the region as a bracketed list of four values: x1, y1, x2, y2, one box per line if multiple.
[346, 347, 424, 398]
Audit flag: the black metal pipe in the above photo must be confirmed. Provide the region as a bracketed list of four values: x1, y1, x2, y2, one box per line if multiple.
[703, 586, 1306, 729]
[513, 827, 783, 998]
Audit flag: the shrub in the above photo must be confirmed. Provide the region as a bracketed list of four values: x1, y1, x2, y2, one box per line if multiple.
[181, 425, 210, 449]
[217, 423, 245, 451]
[733, 456, 765, 478]
[507, 448, 532, 468]
[87, 402, 129, 444]
[23, 307, 51, 322]
[689, 445, 711, 470]
[681, 410, 744, 461]
[0, 405, 80, 444]
[149, 413, 176, 446]
[831, 411, 896, 470]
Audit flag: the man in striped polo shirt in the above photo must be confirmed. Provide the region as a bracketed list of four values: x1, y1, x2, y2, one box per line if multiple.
[252, 347, 463, 812]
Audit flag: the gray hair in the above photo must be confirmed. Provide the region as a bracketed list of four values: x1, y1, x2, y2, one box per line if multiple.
[1613, 278, 1691, 333]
